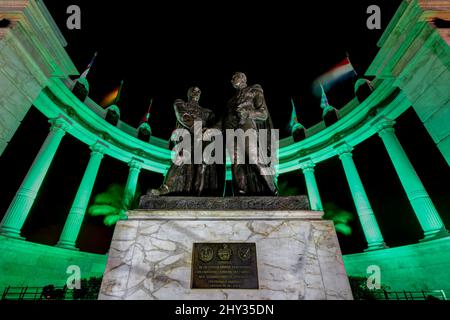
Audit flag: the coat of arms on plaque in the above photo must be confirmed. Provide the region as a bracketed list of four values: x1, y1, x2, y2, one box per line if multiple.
[217, 244, 232, 261]
[238, 245, 252, 262]
[199, 246, 214, 263]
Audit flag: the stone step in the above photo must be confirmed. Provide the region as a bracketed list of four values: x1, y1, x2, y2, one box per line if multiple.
[139, 196, 310, 211]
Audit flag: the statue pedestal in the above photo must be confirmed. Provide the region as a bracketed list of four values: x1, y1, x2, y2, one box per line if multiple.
[99, 197, 353, 300]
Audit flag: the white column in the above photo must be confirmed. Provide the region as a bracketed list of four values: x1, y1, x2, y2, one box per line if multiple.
[299, 160, 323, 211]
[120, 159, 143, 219]
[57, 142, 107, 250]
[373, 118, 448, 240]
[335, 143, 386, 251]
[0, 117, 70, 239]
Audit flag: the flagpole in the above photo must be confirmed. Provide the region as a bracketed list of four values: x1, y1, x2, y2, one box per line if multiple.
[145, 98, 153, 123]
[147, 98, 153, 115]
[346, 51, 358, 78]
[114, 80, 124, 105]
[80, 51, 98, 79]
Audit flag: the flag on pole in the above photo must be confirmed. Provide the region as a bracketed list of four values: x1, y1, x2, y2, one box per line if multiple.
[80, 52, 98, 79]
[289, 98, 303, 132]
[114, 80, 124, 105]
[313, 56, 357, 96]
[320, 84, 336, 118]
[140, 98, 153, 125]
[320, 84, 329, 109]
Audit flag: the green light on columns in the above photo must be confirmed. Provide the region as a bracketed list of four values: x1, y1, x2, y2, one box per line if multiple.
[57, 142, 106, 250]
[300, 160, 323, 211]
[119, 159, 143, 220]
[0, 117, 70, 239]
[335, 143, 387, 251]
[374, 118, 448, 240]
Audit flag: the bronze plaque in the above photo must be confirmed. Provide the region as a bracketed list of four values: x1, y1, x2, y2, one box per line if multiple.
[191, 243, 259, 289]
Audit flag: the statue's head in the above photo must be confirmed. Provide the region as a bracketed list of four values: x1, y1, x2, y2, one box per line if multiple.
[187, 87, 201, 102]
[231, 72, 248, 90]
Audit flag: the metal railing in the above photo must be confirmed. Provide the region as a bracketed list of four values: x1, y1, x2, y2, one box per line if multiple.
[1, 286, 75, 301]
[2, 285, 448, 301]
[371, 290, 448, 300]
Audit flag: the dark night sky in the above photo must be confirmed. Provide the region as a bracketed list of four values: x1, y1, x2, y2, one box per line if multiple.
[0, 0, 449, 254]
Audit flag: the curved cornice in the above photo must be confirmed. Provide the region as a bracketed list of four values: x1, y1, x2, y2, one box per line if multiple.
[32, 74, 411, 176]
[278, 81, 410, 173]
[34, 78, 172, 174]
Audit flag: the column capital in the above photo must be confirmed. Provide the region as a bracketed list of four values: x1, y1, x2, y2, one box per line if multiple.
[90, 142, 108, 156]
[49, 116, 71, 133]
[334, 143, 354, 158]
[372, 117, 396, 135]
[129, 158, 143, 171]
[299, 159, 316, 172]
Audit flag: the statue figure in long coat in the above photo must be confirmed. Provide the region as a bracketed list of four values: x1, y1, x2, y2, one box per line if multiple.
[223, 72, 278, 196]
[152, 87, 222, 196]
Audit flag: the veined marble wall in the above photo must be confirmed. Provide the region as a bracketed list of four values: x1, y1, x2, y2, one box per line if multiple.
[99, 210, 353, 300]
[0, 0, 77, 155]
[0, 32, 43, 154]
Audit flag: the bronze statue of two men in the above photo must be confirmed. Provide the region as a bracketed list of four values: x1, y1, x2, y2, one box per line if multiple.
[152, 72, 278, 197]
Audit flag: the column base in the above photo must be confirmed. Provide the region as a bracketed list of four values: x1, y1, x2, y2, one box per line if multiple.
[56, 241, 79, 251]
[0, 228, 26, 240]
[421, 228, 449, 242]
[364, 242, 388, 252]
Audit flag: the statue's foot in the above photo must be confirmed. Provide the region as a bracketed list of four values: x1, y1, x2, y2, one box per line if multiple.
[150, 189, 161, 196]
[150, 185, 170, 196]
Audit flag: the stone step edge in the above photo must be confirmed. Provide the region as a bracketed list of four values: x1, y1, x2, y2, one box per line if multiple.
[126, 210, 324, 221]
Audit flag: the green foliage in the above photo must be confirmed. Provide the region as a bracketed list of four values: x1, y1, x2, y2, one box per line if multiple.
[41, 285, 67, 300]
[277, 180, 354, 236]
[87, 184, 141, 226]
[103, 214, 122, 226]
[277, 180, 301, 197]
[348, 276, 390, 300]
[323, 202, 354, 236]
[88, 184, 123, 218]
[73, 277, 103, 300]
[349, 276, 377, 300]
[38, 277, 102, 300]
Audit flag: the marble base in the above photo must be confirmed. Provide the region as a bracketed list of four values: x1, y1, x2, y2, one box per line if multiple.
[99, 209, 353, 300]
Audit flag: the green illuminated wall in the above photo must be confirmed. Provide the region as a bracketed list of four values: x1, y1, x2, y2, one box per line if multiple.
[343, 238, 450, 291]
[0, 236, 107, 289]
